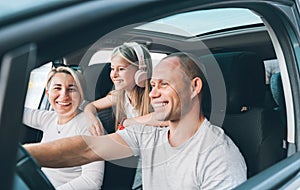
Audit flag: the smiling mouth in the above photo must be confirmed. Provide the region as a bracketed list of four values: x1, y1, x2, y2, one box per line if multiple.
[152, 102, 168, 111]
[113, 79, 123, 83]
[56, 101, 72, 106]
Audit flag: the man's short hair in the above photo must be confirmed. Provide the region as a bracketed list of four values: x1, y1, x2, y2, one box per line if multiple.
[162, 52, 209, 97]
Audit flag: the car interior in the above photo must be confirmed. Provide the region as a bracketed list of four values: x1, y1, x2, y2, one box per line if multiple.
[20, 18, 288, 190]
[1, 1, 299, 190]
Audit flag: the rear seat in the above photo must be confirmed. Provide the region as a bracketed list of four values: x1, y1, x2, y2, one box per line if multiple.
[83, 63, 138, 190]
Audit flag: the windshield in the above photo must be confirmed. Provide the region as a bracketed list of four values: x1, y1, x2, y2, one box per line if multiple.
[136, 8, 263, 37]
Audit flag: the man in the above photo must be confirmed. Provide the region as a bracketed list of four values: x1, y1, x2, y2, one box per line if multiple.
[25, 52, 247, 189]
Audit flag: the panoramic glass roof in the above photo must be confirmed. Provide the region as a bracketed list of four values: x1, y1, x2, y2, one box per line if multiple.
[136, 8, 263, 37]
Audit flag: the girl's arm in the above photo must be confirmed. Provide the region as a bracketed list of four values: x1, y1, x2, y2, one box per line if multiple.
[84, 94, 114, 136]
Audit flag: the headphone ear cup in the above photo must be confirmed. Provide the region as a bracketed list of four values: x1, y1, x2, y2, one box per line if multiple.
[135, 70, 148, 88]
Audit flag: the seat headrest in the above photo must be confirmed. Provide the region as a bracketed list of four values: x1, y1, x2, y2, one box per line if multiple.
[270, 72, 284, 109]
[83, 63, 113, 101]
[201, 52, 265, 114]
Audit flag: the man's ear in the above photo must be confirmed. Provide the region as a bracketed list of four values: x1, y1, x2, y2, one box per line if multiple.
[191, 77, 202, 99]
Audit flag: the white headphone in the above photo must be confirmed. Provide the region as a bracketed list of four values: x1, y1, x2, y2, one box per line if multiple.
[124, 42, 148, 88]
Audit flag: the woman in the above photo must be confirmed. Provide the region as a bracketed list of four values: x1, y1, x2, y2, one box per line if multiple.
[23, 66, 104, 190]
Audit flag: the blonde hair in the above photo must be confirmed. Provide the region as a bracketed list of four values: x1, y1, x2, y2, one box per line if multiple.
[46, 66, 86, 104]
[111, 42, 152, 129]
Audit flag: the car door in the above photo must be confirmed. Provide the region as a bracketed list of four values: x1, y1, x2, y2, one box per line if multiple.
[234, 0, 300, 189]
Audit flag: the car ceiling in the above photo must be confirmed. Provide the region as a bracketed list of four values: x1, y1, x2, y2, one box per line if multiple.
[0, 0, 279, 70]
[63, 24, 275, 70]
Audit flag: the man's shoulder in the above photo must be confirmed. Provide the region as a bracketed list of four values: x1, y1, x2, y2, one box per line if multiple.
[117, 125, 169, 141]
[122, 124, 168, 133]
[203, 119, 226, 136]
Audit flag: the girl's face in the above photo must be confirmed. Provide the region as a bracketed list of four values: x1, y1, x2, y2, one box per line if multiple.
[46, 72, 81, 118]
[110, 55, 138, 91]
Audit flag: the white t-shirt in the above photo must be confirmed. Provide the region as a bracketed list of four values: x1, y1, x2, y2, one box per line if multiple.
[124, 92, 139, 118]
[117, 118, 247, 190]
[124, 93, 142, 189]
[23, 108, 104, 190]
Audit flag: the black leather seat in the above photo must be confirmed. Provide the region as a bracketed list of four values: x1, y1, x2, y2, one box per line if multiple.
[83, 63, 115, 133]
[201, 52, 286, 178]
[83, 63, 138, 190]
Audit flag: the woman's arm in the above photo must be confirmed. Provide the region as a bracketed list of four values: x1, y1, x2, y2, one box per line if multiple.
[22, 107, 50, 131]
[56, 161, 105, 190]
[24, 133, 133, 168]
[123, 112, 169, 127]
[84, 94, 114, 136]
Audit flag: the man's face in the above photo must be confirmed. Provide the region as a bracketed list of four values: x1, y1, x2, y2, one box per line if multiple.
[149, 57, 192, 122]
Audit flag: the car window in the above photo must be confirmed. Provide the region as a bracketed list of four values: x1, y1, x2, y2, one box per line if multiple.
[1, 1, 299, 189]
[24, 62, 51, 109]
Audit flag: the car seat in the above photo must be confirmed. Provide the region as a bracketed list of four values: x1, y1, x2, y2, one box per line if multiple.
[83, 63, 115, 133]
[270, 72, 286, 125]
[201, 52, 286, 178]
[83, 63, 138, 190]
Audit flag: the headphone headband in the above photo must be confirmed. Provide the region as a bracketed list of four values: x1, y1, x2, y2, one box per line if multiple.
[122, 42, 149, 88]
[124, 42, 147, 71]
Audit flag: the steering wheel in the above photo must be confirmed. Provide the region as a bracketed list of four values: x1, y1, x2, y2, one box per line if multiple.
[15, 144, 55, 190]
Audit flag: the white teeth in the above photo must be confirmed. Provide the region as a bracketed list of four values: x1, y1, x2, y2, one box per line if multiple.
[57, 102, 71, 106]
[153, 102, 167, 108]
[114, 79, 122, 83]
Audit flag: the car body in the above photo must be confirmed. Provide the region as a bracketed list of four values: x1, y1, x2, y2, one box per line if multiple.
[1, 0, 300, 189]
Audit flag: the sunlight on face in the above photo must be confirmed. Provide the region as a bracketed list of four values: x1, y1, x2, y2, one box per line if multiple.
[150, 57, 192, 122]
[110, 55, 138, 91]
[47, 73, 81, 118]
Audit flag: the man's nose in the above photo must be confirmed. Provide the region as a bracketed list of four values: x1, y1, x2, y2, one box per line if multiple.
[149, 87, 160, 98]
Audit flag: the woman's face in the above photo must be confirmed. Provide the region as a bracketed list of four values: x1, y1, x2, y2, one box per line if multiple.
[110, 55, 138, 91]
[46, 72, 81, 117]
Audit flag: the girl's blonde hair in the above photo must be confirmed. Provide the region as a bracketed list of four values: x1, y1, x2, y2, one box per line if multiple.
[111, 42, 153, 129]
[46, 66, 86, 104]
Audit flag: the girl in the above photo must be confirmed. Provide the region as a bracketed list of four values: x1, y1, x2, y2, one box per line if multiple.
[84, 42, 156, 190]
[84, 42, 156, 135]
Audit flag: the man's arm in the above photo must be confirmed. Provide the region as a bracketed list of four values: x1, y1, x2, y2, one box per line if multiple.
[24, 133, 133, 168]
[123, 112, 169, 127]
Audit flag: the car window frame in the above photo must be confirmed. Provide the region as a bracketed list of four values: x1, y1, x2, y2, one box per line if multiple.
[0, 0, 300, 189]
